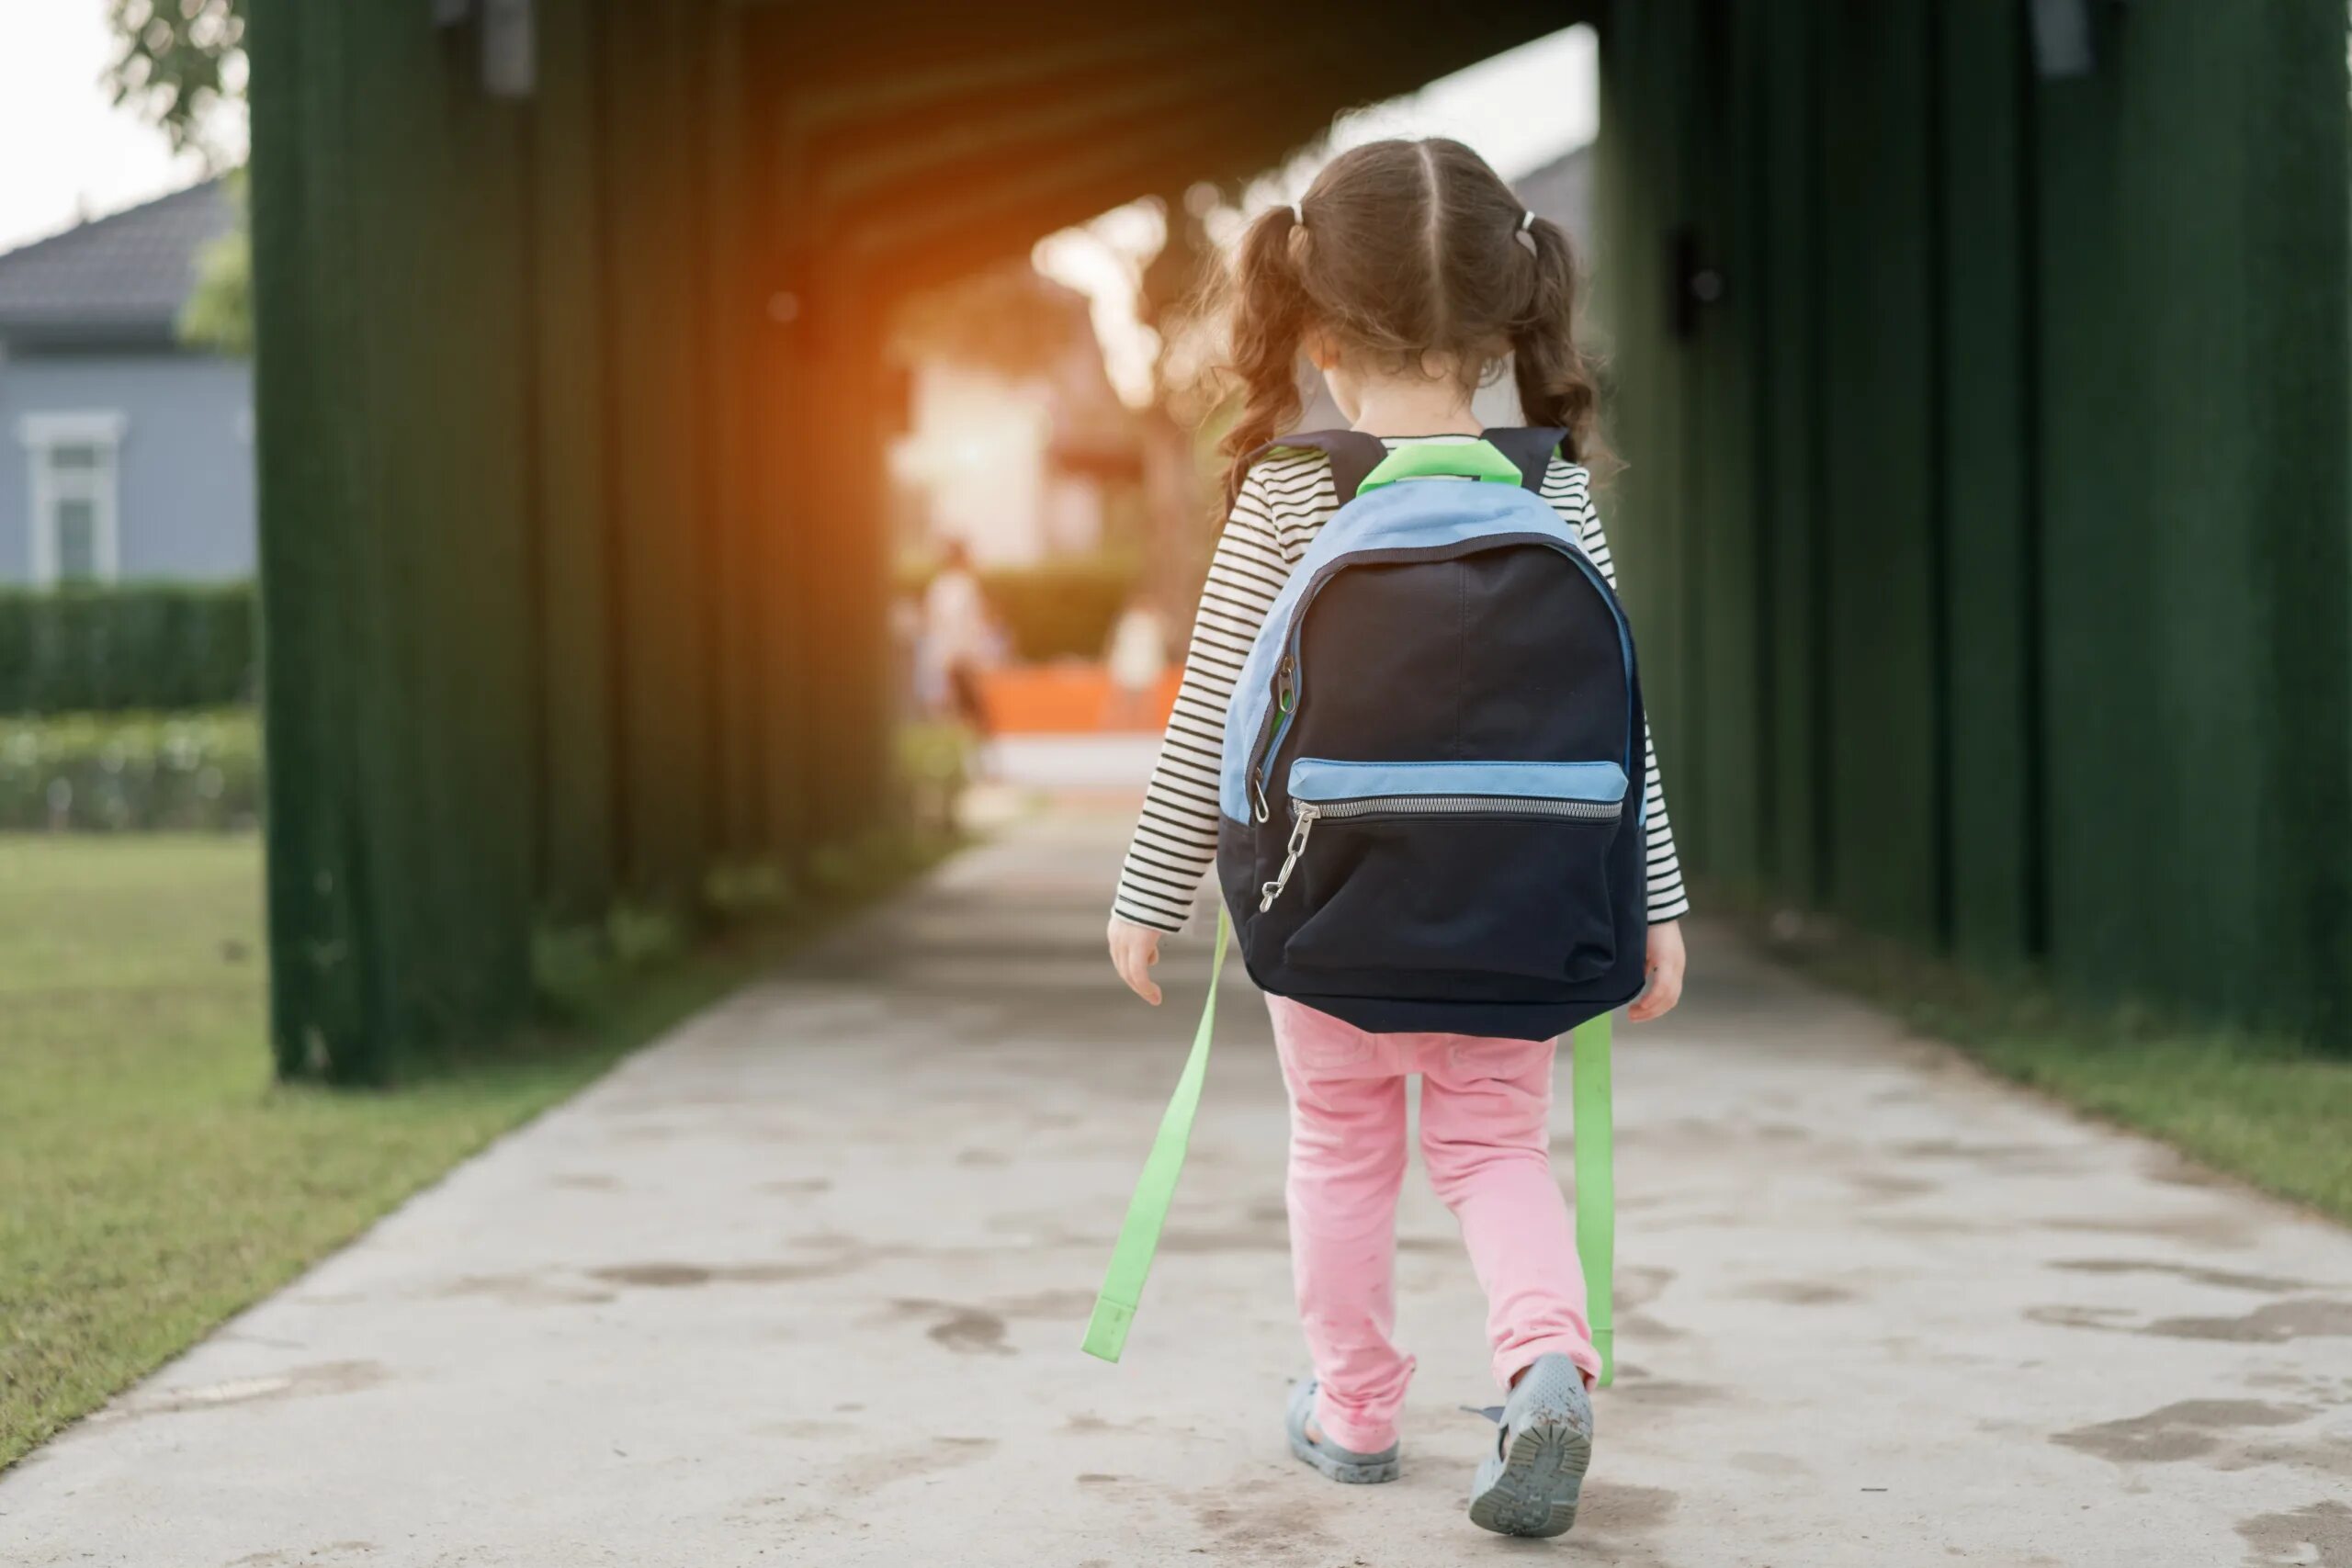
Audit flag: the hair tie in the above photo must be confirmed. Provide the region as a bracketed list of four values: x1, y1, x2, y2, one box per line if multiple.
[1288, 201, 1305, 228]
[1521, 210, 1536, 231]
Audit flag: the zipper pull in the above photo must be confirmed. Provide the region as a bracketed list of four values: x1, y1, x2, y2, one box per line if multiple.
[1252, 657, 1296, 824]
[1259, 804, 1319, 911]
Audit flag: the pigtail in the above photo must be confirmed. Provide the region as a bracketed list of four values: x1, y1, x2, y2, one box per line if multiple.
[1510, 214, 1610, 474]
[1216, 205, 1311, 509]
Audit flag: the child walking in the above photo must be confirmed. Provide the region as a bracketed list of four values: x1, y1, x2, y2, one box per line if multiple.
[1103, 139, 1688, 1539]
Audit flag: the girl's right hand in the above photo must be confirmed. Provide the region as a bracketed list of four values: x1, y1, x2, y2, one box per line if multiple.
[1626, 919, 1686, 1022]
[1107, 916, 1165, 1006]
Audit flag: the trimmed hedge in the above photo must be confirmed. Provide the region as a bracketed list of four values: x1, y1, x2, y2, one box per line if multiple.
[902, 556, 1140, 663]
[0, 710, 262, 832]
[981, 559, 1138, 661]
[0, 583, 257, 715]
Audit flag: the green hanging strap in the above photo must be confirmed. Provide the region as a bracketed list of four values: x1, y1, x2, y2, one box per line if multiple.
[1083, 910, 1613, 1382]
[1082, 905, 1232, 1363]
[1571, 1012, 1616, 1387]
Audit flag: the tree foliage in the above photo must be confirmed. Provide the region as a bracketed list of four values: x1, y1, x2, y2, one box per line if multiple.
[179, 171, 252, 356]
[105, 0, 248, 164]
[106, 0, 255, 355]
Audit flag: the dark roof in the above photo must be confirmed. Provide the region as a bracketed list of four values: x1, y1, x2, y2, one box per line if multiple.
[0, 178, 234, 349]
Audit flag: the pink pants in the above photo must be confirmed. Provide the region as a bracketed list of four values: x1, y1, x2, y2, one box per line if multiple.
[1269, 996, 1600, 1454]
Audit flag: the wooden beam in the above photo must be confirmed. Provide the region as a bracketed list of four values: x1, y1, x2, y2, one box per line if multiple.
[812, 9, 1571, 293]
[757, 2, 1574, 236]
[849, 101, 1341, 302]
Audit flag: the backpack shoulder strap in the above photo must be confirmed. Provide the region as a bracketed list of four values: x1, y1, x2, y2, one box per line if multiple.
[1571, 1012, 1616, 1387]
[1478, 426, 1570, 493]
[1251, 428, 1567, 504]
[1249, 430, 1393, 506]
[1082, 903, 1232, 1363]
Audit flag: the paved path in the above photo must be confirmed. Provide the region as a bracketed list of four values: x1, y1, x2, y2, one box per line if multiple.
[6, 805, 2350, 1568]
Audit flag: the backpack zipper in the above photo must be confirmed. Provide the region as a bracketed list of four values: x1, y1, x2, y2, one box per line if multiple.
[1253, 655, 1295, 821]
[1257, 794, 1624, 910]
[1244, 534, 1635, 819]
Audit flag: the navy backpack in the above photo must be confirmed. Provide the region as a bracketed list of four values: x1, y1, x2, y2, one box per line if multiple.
[1215, 429, 1648, 1042]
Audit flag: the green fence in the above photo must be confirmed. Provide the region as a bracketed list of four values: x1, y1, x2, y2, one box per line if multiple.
[1594, 0, 2352, 1040]
[248, 0, 895, 1082]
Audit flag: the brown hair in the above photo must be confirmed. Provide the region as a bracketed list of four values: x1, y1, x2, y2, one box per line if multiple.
[1215, 138, 1606, 506]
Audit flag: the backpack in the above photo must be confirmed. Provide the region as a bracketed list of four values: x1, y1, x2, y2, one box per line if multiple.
[1214, 428, 1649, 1042]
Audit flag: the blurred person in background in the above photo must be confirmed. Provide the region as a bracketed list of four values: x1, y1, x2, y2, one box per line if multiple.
[888, 590, 927, 719]
[922, 538, 996, 760]
[1102, 594, 1168, 729]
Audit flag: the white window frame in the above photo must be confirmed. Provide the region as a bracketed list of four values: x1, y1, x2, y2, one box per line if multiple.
[18, 411, 127, 586]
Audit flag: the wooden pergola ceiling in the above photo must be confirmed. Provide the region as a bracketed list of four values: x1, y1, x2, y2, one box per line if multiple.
[741, 1, 1596, 301]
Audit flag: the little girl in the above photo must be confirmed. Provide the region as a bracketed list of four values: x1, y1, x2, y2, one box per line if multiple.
[1103, 139, 1688, 1539]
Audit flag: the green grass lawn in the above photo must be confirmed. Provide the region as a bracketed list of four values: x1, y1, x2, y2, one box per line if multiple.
[0, 831, 938, 1470]
[1765, 921, 2352, 1225]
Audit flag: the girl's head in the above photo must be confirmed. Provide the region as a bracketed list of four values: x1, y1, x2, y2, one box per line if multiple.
[1215, 138, 1603, 503]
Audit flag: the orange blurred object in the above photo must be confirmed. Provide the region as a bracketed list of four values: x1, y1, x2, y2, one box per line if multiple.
[977, 663, 1181, 734]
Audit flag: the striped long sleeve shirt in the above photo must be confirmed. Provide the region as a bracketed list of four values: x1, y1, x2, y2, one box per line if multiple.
[1110, 435, 1691, 934]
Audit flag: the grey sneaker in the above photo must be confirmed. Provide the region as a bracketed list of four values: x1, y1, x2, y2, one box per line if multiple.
[1465, 1353, 1594, 1537]
[1284, 1377, 1400, 1483]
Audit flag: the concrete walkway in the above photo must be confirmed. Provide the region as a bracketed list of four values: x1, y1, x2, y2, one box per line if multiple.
[6, 805, 2350, 1568]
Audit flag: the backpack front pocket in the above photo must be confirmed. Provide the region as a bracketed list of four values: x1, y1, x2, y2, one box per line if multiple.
[1268, 759, 1627, 984]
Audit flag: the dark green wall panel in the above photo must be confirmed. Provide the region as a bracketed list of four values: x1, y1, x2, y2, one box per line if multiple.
[1755, 2, 1826, 904]
[598, 1, 714, 903]
[251, 0, 892, 1079]
[2035, 3, 2349, 1029]
[530, 0, 618, 923]
[1592, 0, 1692, 861]
[1815, 0, 1940, 941]
[1598, 0, 2350, 1040]
[1680, 0, 1769, 895]
[253, 0, 538, 1078]
[1934, 0, 2036, 966]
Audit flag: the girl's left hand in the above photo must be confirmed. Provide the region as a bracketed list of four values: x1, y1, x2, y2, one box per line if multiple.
[1626, 919, 1685, 1022]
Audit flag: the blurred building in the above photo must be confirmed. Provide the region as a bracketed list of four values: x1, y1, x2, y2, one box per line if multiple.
[889, 264, 1139, 567]
[0, 179, 252, 585]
